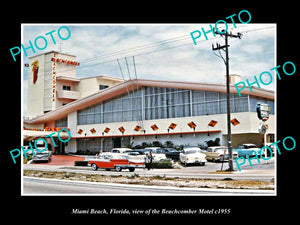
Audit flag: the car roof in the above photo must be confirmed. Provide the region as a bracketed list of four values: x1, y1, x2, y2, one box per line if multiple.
[183, 147, 200, 151]
[208, 146, 227, 149]
[112, 148, 132, 150]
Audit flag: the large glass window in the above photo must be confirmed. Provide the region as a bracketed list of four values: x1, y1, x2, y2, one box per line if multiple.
[77, 86, 274, 125]
[144, 88, 190, 120]
[55, 117, 68, 127]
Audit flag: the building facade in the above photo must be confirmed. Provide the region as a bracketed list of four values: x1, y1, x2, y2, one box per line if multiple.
[24, 52, 275, 154]
[26, 51, 123, 118]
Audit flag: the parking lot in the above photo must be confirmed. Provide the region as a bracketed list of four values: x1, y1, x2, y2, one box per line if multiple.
[24, 154, 275, 182]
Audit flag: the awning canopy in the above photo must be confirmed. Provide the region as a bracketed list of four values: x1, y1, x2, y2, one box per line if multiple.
[23, 130, 69, 141]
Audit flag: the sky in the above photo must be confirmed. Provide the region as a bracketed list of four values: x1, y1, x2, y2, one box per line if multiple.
[22, 23, 276, 115]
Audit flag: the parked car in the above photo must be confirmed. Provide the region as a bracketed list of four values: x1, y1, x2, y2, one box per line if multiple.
[32, 150, 52, 162]
[101, 148, 133, 158]
[88, 155, 144, 172]
[204, 146, 238, 162]
[264, 143, 275, 156]
[233, 144, 261, 158]
[126, 151, 147, 161]
[179, 147, 207, 166]
[106, 148, 133, 154]
[136, 148, 167, 161]
[160, 148, 182, 160]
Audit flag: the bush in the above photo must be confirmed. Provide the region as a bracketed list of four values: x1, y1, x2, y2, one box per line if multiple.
[152, 141, 163, 147]
[74, 161, 88, 166]
[152, 159, 173, 169]
[205, 138, 221, 147]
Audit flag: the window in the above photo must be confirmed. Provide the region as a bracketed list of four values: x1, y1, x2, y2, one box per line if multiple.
[63, 85, 71, 91]
[77, 86, 273, 125]
[99, 85, 109, 90]
[55, 117, 68, 127]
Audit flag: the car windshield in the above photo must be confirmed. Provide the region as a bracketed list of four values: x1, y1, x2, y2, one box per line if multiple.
[163, 148, 176, 152]
[184, 150, 197, 154]
[128, 152, 140, 155]
[244, 145, 257, 149]
[215, 149, 228, 153]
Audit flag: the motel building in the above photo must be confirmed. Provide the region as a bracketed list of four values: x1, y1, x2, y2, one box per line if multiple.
[23, 51, 275, 154]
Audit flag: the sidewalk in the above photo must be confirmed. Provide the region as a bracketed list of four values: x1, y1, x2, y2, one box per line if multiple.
[28, 155, 85, 166]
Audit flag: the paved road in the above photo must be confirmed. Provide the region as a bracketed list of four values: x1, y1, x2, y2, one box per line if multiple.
[23, 177, 274, 195]
[24, 158, 275, 181]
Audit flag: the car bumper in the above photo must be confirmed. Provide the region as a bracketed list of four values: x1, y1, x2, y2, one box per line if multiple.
[186, 159, 207, 164]
[33, 157, 50, 161]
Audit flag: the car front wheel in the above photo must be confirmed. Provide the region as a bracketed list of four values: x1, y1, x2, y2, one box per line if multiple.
[91, 163, 98, 171]
[115, 166, 122, 172]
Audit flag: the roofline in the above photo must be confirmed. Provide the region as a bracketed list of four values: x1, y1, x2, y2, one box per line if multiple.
[79, 75, 124, 82]
[24, 78, 274, 124]
[56, 76, 80, 82]
[28, 51, 77, 59]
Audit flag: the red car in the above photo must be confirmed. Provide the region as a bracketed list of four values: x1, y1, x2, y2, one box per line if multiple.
[88, 157, 144, 172]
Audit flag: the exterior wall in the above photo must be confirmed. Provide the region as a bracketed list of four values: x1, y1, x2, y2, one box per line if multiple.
[70, 111, 274, 153]
[76, 77, 98, 98]
[55, 53, 77, 78]
[75, 112, 274, 138]
[27, 54, 46, 118]
[27, 51, 77, 118]
[96, 78, 123, 89]
[23, 122, 44, 130]
[76, 77, 124, 99]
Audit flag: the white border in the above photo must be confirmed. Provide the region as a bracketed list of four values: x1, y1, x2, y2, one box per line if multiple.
[20, 23, 277, 196]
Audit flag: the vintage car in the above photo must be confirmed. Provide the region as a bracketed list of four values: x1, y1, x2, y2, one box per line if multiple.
[233, 143, 261, 158]
[179, 147, 207, 166]
[101, 148, 133, 158]
[134, 148, 167, 161]
[102, 148, 133, 155]
[32, 150, 52, 162]
[110, 148, 133, 153]
[204, 146, 239, 162]
[88, 155, 144, 172]
[160, 148, 182, 161]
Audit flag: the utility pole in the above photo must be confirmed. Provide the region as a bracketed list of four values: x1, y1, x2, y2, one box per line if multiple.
[212, 29, 242, 171]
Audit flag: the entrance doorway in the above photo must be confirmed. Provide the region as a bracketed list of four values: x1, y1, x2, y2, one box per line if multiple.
[112, 137, 121, 148]
[55, 141, 66, 154]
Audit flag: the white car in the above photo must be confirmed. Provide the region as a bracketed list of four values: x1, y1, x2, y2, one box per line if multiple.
[144, 148, 167, 161]
[101, 148, 133, 159]
[131, 148, 167, 162]
[204, 146, 239, 162]
[180, 147, 207, 166]
[32, 150, 52, 162]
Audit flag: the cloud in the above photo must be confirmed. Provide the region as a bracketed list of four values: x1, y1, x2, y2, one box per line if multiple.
[22, 24, 276, 115]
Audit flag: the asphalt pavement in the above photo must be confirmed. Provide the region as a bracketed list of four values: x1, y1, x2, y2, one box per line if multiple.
[23, 177, 274, 195]
[23, 157, 275, 181]
[23, 157, 275, 195]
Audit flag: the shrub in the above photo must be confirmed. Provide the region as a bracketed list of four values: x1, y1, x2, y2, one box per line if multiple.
[152, 141, 162, 147]
[152, 159, 173, 169]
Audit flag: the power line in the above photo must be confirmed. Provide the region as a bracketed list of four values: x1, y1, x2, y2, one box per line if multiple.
[23, 26, 275, 76]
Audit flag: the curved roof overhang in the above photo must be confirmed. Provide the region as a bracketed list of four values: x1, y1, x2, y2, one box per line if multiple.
[24, 79, 274, 124]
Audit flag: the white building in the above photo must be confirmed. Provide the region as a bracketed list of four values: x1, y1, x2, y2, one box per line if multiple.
[26, 51, 123, 118]
[24, 51, 275, 154]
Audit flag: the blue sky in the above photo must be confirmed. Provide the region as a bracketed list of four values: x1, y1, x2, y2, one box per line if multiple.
[22, 23, 276, 115]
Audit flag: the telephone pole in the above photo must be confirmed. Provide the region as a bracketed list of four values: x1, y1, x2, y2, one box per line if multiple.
[212, 29, 242, 171]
